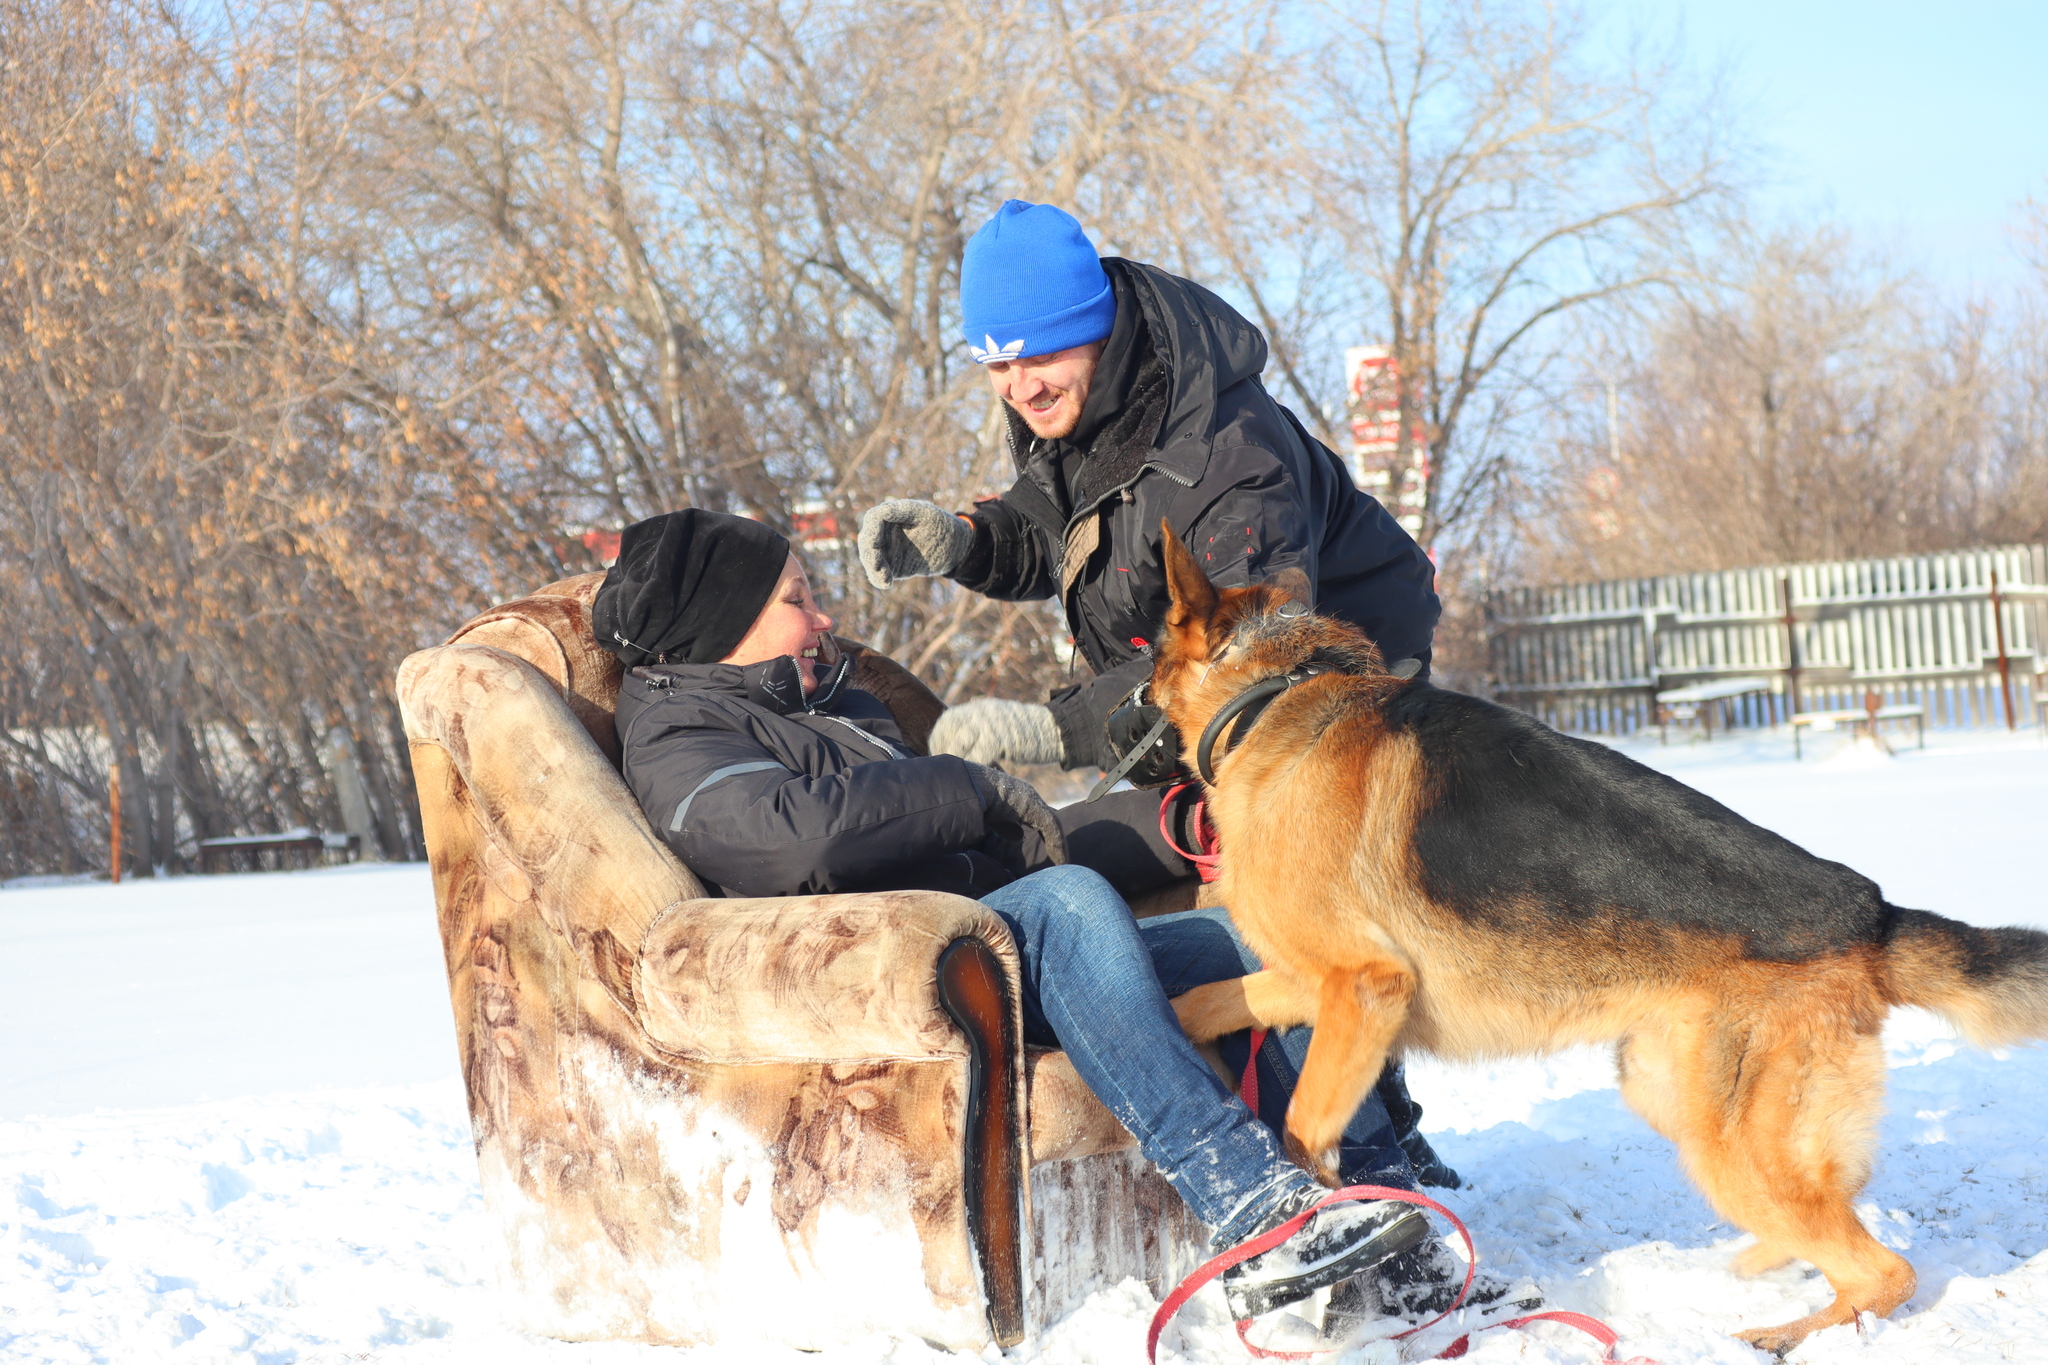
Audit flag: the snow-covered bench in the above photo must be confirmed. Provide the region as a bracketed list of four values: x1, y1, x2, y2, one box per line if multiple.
[395, 575, 1204, 1352]
[196, 829, 359, 873]
[1653, 676, 1774, 742]
[1790, 703, 1926, 758]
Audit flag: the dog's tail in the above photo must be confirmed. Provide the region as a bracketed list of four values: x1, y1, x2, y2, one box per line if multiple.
[1883, 907, 2048, 1048]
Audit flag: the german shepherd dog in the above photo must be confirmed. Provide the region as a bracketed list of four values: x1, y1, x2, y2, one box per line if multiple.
[1150, 525, 2048, 1354]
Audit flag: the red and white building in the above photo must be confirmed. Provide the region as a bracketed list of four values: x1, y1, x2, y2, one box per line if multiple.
[1345, 345, 1429, 537]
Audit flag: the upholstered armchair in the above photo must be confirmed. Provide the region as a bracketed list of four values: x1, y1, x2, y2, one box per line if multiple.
[396, 574, 1206, 1351]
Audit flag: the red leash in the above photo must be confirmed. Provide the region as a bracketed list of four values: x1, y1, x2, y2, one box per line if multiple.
[1240, 1028, 1267, 1115]
[1143, 1180, 1471, 1364]
[1160, 782, 1223, 883]
[1145, 1032, 1656, 1364]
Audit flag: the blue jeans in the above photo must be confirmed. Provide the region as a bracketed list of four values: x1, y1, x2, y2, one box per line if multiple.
[981, 866, 1414, 1239]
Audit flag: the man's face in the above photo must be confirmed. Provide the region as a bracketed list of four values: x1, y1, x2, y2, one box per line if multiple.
[984, 341, 1105, 440]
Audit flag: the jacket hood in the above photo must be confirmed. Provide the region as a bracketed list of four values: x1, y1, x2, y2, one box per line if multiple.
[998, 259, 1271, 495]
[1105, 259, 1268, 487]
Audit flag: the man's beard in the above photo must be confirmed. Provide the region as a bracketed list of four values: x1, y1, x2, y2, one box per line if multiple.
[1009, 393, 1082, 440]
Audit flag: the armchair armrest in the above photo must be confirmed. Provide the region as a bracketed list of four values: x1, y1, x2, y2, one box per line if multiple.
[635, 891, 1022, 1063]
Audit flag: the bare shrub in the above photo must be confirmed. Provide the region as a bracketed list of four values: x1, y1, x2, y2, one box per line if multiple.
[1522, 224, 2048, 584]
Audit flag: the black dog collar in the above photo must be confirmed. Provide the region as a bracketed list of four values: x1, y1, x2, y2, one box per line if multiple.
[1194, 663, 1334, 785]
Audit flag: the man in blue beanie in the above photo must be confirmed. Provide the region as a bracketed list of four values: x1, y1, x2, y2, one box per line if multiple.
[859, 200, 1437, 781]
[856, 201, 1496, 1337]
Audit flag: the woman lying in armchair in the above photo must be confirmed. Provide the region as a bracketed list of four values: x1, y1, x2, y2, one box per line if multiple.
[592, 509, 1535, 1336]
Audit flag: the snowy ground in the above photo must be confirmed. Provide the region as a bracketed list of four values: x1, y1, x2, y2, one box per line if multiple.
[4, 727, 2046, 1364]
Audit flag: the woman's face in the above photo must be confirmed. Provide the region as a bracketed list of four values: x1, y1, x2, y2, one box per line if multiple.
[720, 553, 836, 692]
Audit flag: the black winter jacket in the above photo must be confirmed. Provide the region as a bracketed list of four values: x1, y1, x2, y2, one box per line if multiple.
[615, 655, 1028, 899]
[954, 258, 1440, 770]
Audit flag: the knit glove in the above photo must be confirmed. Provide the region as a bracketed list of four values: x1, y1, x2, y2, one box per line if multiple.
[858, 499, 975, 590]
[929, 698, 1065, 768]
[965, 761, 1068, 865]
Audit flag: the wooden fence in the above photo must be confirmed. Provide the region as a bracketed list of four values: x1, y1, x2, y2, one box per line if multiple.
[1486, 544, 2048, 735]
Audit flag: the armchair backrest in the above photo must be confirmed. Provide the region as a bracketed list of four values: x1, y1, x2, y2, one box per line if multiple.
[450, 572, 626, 762]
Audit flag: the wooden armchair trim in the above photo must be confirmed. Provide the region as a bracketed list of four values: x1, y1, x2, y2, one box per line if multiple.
[936, 935, 1026, 1346]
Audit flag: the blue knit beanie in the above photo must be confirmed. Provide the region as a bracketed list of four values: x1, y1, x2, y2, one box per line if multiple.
[960, 200, 1116, 363]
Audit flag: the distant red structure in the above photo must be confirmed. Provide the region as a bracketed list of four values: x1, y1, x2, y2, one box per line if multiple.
[1345, 346, 1429, 538]
[562, 505, 842, 572]
[790, 504, 843, 548]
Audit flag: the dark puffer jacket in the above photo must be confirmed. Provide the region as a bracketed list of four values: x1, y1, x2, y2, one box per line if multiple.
[616, 654, 1029, 899]
[954, 257, 1440, 769]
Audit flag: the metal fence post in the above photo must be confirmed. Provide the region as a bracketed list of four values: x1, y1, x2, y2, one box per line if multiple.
[1780, 574, 1800, 723]
[1992, 567, 2016, 731]
[109, 762, 122, 886]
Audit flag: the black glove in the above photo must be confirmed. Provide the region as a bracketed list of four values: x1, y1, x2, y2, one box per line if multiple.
[964, 762, 1068, 865]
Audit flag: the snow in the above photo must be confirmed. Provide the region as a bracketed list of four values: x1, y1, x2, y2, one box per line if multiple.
[0, 864, 456, 1119]
[4, 729, 2046, 1364]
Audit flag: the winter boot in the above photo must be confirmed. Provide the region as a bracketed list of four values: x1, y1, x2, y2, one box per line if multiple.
[1374, 1065, 1461, 1189]
[1218, 1185, 1431, 1321]
[1318, 1238, 1543, 1344]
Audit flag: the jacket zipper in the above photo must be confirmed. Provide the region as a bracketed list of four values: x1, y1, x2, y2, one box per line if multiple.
[1011, 425, 1200, 546]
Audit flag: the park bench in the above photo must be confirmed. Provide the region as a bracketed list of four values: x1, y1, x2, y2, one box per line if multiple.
[1790, 703, 1926, 759]
[196, 829, 360, 873]
[1654, 676, 1775, 743]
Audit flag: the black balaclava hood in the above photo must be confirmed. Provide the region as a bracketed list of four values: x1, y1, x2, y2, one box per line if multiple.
[593, 510, 792, 667]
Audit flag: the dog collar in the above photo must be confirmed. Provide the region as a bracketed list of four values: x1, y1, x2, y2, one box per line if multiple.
[1086, 709, 1174, 803]
[1195, 663, 1334, 785]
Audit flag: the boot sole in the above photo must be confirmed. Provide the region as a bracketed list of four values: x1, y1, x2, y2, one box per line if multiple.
[1320, 1282, 1546, 1346]
[1224, 1207, 1431, 1320]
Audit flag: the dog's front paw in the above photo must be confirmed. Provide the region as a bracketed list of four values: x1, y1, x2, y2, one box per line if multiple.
[1734, 1322, 1807, 1358]
[1283, 1129, 1342, 1188]
[1172, 979, 1256, 1042]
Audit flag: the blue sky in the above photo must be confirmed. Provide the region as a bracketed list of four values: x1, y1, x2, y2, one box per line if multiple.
[1633, 0, 2048, 290]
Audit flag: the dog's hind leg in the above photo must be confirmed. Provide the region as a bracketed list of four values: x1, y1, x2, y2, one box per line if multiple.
[1621, 1027, 1801, 1281]
[1645, 1007, 1914, 1355]
[1172, 969, 1318, 1042]
[1283, 961, 1415, 1184]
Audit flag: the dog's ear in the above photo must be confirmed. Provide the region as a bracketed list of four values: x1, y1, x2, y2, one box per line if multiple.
[1263, 566, 1312, 611]
[1161, 520, 1219, 636]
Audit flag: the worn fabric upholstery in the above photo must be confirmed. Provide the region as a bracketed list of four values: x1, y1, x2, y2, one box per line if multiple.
[398, 642, 695, 975]
[399, 576, 1205, 1351]
[636, 892, 1019, 1063]
[453, 575, 626, 763]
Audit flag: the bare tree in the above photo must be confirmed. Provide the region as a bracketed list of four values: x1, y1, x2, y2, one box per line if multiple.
[300, 0, 1296, 699]
[0, 0, 482, 876]
[1300, 0, 1727, 548]
[1522, 222, 2048, 584]
[28, 0, 1945, 870]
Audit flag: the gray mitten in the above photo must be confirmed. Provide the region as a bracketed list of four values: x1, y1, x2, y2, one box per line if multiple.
[858, 499, 976, 590]
[929, 698, 1064, 768]
[965, 762, 1068, 865]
